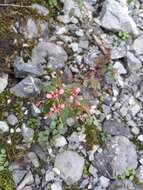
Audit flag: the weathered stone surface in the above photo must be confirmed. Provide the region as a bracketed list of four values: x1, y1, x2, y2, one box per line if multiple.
[103, 119, 132, 138]
[31, 42, 67, 70]
[110, 180, 134, 190]
[93, 136, 137, 178]
[0, 73, 8, 94]
[54, 151, 84, 184]
[13, 57, 43, 78]
[10, 76, 41, 98]
[0, 121, 9, 133]
[100, 0, 139, 36]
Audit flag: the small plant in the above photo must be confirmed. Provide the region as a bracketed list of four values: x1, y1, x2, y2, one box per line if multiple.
[0, 149, 9, 172]
[27, 118, 40, 129]
[116, 169, 136, 181]
[127, 0, 136, 4]
[48, 0, 58, 7]
[118, 31, 129, 41]
[38, 115, 68, 147]
[35, 75, 89, 127]
[100, 132, 112, 143]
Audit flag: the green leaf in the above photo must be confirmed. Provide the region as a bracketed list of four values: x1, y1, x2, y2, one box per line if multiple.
[60, 108, 70, 123]
[41, 85, 55, 93]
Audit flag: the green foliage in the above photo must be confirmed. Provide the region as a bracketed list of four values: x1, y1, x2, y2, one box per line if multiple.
[118, 31, 129, 41]
[116, 169, 136, 181]
[105, 65, 116, 84]
[100, 132, 112, 143]
[127, 0, 136, 4]
[0, 149, 9, 172]
[0, 172, 14, 190]
[48, 0, 58, 7]
[38, 115, 66, 147]
[27, 118, 40, 129]
[40, 75, 88, 127]
[84, 116, 102, 150]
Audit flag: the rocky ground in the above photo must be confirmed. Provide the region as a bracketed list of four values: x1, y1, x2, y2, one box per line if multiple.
[0, 0, 143, 189]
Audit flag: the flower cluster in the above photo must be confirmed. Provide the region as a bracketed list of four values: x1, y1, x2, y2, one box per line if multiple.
[35, 86, 84, 119]
[48, 103, 65, 117]
[46, 88, 65, 99]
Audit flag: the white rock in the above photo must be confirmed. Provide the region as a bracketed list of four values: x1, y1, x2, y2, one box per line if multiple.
[54, 135, 67, 147]
[45, 171, 54, 182]
[131, 126, 140, 135]
[51, 182, 62, 190]
[138, 135, 143, 142]
[0, 121, 9, 133]
[133, 35, 143, 55]
[113, 62, 127, 75]
[70, 42, 79, 52]
[100, 176, 110, 188]
[130, 104, 140, 116]
[0, 73, 8, 94]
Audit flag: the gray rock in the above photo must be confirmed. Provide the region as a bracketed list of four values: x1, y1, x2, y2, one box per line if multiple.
[103, 119, 132, 138]
[45, 170, 54, 182]
[110, 180, 134, 190]
[31, 144, 47, 161]
[10, 76, 41, 98]
[68, 132, 86, 143]
[32, 4, 49, 16]
[127, 52, 142, 72]
[100, 0, 139, 36]
[130, 103, 141, 116]
[32, 42, 67, 70]
[12, 169, 27, 186]
[89, 165, 98, 177]
[22, 186, 32, 190]
[22, 124, 34, 143]
[111, 43, 127, 59]
[0, 73, 8, 94]
[136, 166, 143, 183]
[54, 151, 84, 184]
[133, 35, 143, 55]
[27, 152, 39, 168]
[13, 57, 43, 78]
[0, 121, 9, 133]
[93, 136, 137, 178]
[7, 114, 18, 126]
[21, 17, 48, 39]
[61, 0, 81, 18]
[17, 171, 34, 190]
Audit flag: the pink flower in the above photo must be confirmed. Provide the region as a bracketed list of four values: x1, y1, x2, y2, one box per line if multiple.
[60, 103, 65, 109]
[75, 100, 81, 107]
[58, 88, 65, 95]
[35, 100, 42, 108]
[69, 96, 74, 100]
[72, 87, 81, 97]
[46, 93, 53, 99]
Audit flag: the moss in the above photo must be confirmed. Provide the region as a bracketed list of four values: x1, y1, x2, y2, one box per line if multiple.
[84, 120, 102, 150]
[0, 90, 24, 120]
[0, 171, 15, 190]
[132, 137, 143, 150]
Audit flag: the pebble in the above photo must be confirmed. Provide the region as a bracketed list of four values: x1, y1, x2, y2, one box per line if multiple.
[7, 114, 18, 126]
[53, 135, 67, 147]
[99, 176, 110, 188]
[0, 121, 9, 133]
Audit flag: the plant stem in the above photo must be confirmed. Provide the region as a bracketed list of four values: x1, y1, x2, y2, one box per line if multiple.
[0, 4, 32, 8]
